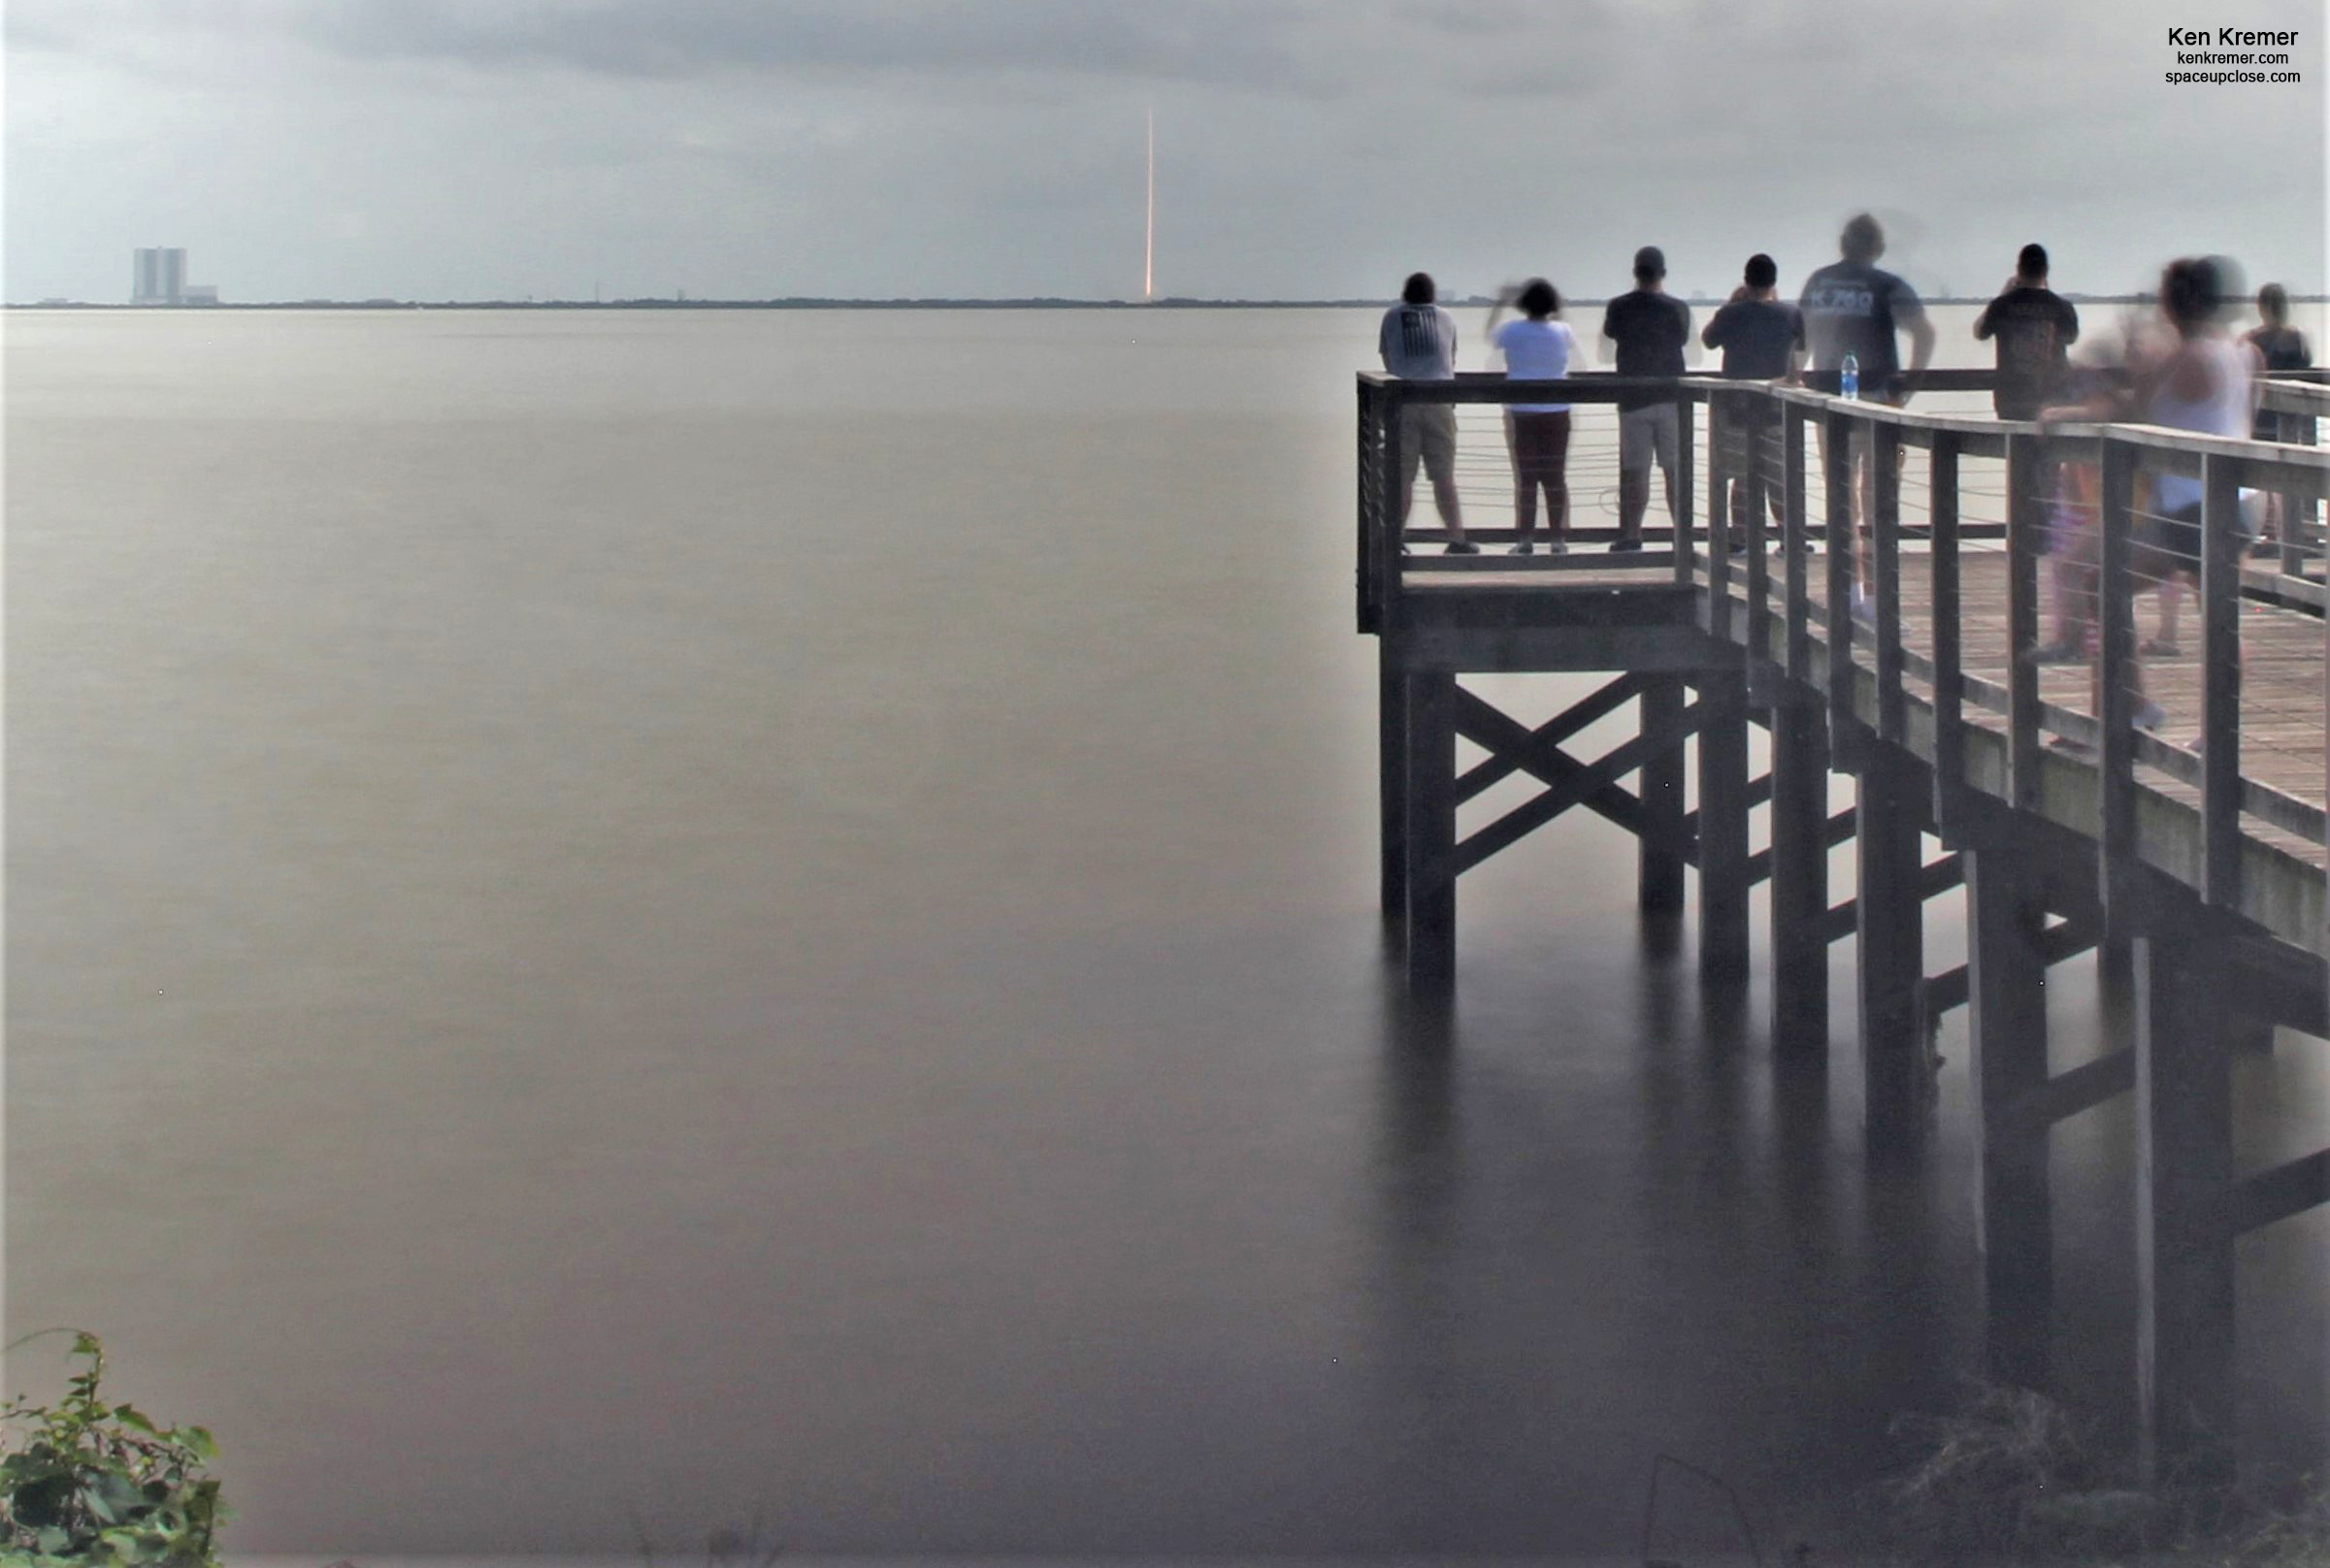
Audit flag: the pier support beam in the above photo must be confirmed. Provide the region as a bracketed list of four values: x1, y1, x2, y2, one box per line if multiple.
[1696, 668, 1752, 984]
[1404, 671, 1459, 996]
[1768, 699, 1831, 1053]
[1638, 676, 1688, 918]
[1966, 849, 2054, 1389]
[1379, 640, 1409, 929]
[2135, 932, 2237, 1489]
[1857, 746, 1929, 1151]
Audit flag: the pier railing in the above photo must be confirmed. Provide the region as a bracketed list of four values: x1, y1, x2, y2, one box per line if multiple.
[1358, 368, 2330, 951]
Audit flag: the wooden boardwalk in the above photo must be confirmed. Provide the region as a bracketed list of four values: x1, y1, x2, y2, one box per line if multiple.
[1359, 367, 2330, 1488]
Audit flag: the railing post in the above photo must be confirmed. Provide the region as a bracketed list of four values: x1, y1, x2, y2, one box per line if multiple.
[2280, 398, 2314, 579]
[1872, 421, 1905, 744]
[1930, 433, 1965, 813]
[1744, 392, 1774, 675]
[1824, 407, 1856, 740]
[2200, 452, 2243, 906]
[1687, 391, 1705, 568]
[1704, 387, 1732, 637]
[1379, 378, 1409, 585]
[2097, 438, 2140, 917]
[1674, 391, 1698, 586]
[1785, 406, 1812, 683]
[2005, 432, 2044, 810]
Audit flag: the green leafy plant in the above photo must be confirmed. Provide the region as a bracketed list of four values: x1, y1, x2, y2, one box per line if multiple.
[0, 1330, 226, 1566]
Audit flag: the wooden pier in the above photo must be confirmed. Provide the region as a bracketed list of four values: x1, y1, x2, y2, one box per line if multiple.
[1360, 366, 2330, 1483]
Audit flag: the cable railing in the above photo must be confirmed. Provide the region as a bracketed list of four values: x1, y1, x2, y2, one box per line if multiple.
[1357, 367, 2330, 942]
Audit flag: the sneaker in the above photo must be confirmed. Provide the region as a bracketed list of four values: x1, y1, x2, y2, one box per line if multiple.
[2140, 637, 2182, 658]
[1445, 539, 1481, 556]
[1546, 539, 1568, 556]
[2025, 637, 2085, 666]
[1849, 588, 1878, 627]
[2133, 699, 2166, 732]
[1609, 536, 1644, 554]
[1507, 540, 1534, 556]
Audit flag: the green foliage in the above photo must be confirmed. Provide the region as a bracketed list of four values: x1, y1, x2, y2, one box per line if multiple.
[0, 1331, 226, 1567]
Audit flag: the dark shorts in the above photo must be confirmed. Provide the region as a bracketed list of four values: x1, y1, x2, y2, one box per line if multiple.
[2137, 503, 2204, 572]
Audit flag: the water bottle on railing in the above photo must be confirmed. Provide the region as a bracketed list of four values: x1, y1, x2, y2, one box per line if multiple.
[1840, 352, 1859, 402]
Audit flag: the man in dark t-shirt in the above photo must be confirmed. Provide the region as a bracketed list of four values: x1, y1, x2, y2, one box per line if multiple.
[1701, 253, 1805, 547]
[1599, 245, 1693, 550]
[1974, 244, 2079, 421]
[1798, 213, 1935, 613]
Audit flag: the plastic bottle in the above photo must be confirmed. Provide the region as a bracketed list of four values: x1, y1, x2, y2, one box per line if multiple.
[1840, 352, 1859, 401]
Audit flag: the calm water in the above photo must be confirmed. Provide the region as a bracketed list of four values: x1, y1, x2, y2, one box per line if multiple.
[8, 307, 2329, 1559]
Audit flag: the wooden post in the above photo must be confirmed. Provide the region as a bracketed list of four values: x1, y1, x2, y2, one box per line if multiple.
[1705, 389, 1733, 638]
[2134, 931, 2237, 1488]
[1638, 676, 1689, 916]
[1824, 408, 1856, 736]
[2200, 452, 2242, 907]
[1966, 849, 2053, 1388]
[1872, 423, 1906, 743]
[1697, 667, 1752, 984]
[1744, 395, 1774, 671]
[1785, 407, 1813, 683]
[2006, 432, 2044, 809]
[1769, 697, 1831, 1053]
[1930, 434, 1966, 813]
[1379, 637, 1409, 927]
[1857, 745, 1927, 1150]
[1405, 670, 1459, 994]
[2098, 438, 2140, 922]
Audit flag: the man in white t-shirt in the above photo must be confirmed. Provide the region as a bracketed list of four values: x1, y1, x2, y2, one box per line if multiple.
[1378, 273, 1477, 554]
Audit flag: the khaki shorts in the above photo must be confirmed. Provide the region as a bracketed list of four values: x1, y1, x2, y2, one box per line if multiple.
[1398, 403, 1459, 493]
[1619, 403, 1679, 474]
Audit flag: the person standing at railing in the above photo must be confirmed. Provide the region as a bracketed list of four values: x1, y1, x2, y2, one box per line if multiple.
[1485, 278, 1578, 555]
[1974, 244, 2079, 422]
[1798, 213, 1935, 620]
[2245, 282, 2314, 554]
[1379, 272, 1480, 555]
[1599, 245, 1693, 553]
[1700, 253, 1805, 552]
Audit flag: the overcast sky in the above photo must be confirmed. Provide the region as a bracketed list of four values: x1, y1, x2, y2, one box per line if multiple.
[6, 0, 2325, 304]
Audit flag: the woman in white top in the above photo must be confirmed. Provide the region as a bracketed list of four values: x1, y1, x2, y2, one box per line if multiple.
[2138, 257, 2261, 652]
[2039, 257, 2260, 735]
[1487, 278, 1578, 554]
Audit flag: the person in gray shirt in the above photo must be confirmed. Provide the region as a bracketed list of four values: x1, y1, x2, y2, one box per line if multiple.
[1378, 273, 1478, 554]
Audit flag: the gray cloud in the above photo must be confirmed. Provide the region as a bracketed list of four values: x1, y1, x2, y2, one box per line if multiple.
[285, 0, 1328, 90]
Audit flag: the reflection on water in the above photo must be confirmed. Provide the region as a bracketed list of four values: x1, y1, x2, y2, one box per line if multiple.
[6, 309, 2326, 1557]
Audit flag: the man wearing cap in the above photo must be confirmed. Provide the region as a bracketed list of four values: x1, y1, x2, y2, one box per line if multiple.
[1600, 245, 1693, 551]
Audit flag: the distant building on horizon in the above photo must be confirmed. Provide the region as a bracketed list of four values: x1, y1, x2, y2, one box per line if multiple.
[133, 247, 185, 305]
[132, 247, 218, 306]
